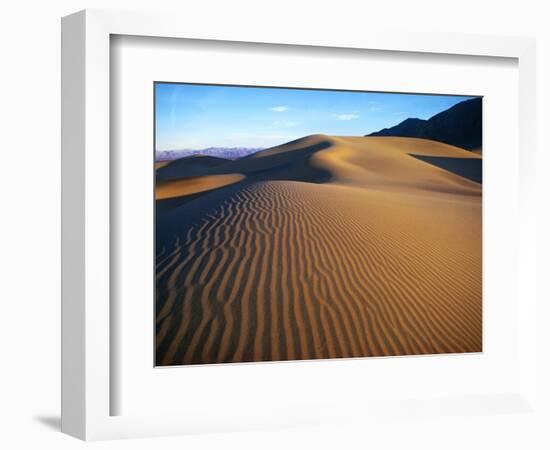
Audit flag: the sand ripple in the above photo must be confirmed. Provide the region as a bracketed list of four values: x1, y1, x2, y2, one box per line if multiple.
[156, 176, 481, 365]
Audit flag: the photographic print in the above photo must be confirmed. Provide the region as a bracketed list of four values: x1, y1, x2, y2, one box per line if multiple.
[154, 83, 482, 366]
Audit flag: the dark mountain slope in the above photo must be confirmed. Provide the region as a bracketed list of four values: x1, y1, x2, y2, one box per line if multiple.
[369, 97, 482, 150]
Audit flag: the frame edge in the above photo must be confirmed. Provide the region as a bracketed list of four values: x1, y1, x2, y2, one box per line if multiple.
[61, 9, 87, 441]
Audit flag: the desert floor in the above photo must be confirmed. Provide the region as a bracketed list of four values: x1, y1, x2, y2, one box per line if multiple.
[155, 135, 482, 366]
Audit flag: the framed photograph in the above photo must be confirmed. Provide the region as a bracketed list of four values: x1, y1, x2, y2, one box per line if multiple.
[153, 82, 483, 367]
[61, 9, 538, 441]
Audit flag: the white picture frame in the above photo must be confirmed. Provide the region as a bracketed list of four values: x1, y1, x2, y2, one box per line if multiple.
[61, 9, 538, 441]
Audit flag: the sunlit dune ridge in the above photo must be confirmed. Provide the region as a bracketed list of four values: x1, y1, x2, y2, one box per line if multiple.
[156, 174, 245, 200]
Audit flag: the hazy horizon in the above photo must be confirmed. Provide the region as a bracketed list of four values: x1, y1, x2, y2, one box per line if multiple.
[155, 83, 475, 152]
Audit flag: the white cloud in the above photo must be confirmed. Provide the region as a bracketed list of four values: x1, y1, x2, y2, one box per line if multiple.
[369, 107, 382, 111]
[332, 113, 360, 121]
[269, 106, 289, 112]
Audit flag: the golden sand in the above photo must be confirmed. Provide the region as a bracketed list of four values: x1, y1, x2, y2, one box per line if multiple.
[155, 173, 245, 200]
[155, 136, 482, 365]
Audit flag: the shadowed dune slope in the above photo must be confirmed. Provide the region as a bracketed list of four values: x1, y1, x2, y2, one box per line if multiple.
[155, 135, 482, 365]
[155, 161, 170, 170]
[159, 135, 334, 183]
[157, 155, 230, 181]
[409, 154, 482, 183]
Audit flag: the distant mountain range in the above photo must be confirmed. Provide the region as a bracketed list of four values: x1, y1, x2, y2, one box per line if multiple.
[156, 147, 264, 162]
[368, 97, 482, 150]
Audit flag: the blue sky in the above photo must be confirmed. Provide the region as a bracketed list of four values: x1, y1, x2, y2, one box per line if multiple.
[155, 83, 474, 151]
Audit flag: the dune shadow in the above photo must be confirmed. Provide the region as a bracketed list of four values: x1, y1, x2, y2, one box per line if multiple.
[157, 141, 333, 184]
[409, 154, 482, 183]
[156, 140, 334, 213]
[156, 155, 230, 181]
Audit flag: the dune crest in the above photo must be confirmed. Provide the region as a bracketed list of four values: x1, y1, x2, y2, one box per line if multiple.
[311, 136, 481, 195]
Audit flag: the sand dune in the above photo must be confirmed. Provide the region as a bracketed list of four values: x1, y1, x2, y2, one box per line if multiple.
[156, 174, 245, 200]
[155, 135, 482, 365]
[157, 155, 230, 181]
